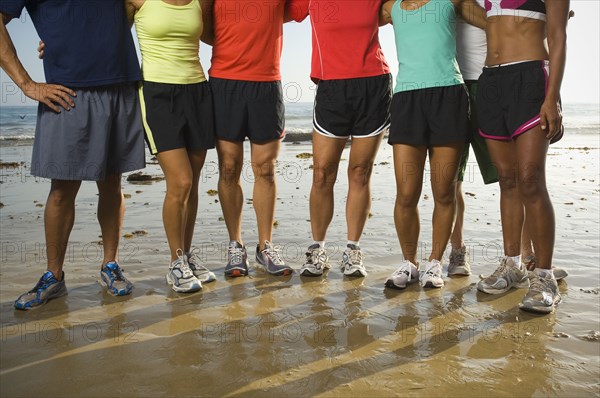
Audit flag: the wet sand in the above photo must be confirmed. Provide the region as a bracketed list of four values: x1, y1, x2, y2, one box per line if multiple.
[1, 135, 599, 397]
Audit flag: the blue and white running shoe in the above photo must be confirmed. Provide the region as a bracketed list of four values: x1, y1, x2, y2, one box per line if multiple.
[14, 271, 67, 310]
[100, 261, 134, 296]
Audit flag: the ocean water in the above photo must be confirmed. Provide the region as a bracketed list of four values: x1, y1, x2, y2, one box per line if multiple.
[0, 102, 598, 142]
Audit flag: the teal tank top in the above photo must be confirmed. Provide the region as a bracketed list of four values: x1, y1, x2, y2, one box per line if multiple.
[391, 0, 464, 93]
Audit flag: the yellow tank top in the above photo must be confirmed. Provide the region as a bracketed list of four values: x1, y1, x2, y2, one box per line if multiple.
[134, 0, 206, 84]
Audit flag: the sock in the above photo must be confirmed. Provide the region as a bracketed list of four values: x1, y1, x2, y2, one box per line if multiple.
[314, 241, 325, 248]
[509, 255, 522, 268]
[347, 240, 360, 247]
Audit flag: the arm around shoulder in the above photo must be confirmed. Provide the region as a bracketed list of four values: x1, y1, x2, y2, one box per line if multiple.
[380, 1, 395, 26]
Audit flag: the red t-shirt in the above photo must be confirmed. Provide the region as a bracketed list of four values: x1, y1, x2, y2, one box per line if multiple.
[287, 0, 390, 81]
[209, 0, 285, 81]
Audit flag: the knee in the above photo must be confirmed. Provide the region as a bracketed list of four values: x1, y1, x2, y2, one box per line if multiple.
[219, 159, 242, 185]
[312, 165, 337, 190]
[497, 171, 518, 192]
[519, 174, 545, 201]
[252, 160, 276, 184]
[395, 190, 419, 209]
[48, 183, 79, 207]
[348, 164, 372, 187]
[434, 182, 456, 207]
[168, 176, 193, 201]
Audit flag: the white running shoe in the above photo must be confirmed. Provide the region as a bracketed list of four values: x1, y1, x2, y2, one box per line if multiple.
[340, 244, 367, 277]
[385, 260, 419, 290]
[166, 250, 202, 293]
[419, 260, 444, 288]
[300, 244, 330, 277]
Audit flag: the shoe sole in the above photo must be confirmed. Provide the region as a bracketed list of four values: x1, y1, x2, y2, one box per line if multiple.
[165, 274, 202, 293]
[267, 268, 293, 276]
[447, 269, 472, 277]
[98, 276, 133, 296]
[385, 279, 407, 290]
[343, 269, 367, 277]
[421, 281, 444, 288]
[477, 279, 529, 295]
[300, 268, 323, 277]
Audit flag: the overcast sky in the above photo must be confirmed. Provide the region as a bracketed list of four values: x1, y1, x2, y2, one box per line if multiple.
[1, 0, 598, 106]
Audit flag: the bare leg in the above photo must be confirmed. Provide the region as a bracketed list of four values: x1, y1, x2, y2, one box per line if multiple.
[157, 149, 193, 261]
[516, 126, 554, 270]
[392, 144, 427, 265]
[309, 131, 347, 241]
[250, 139, 281, 250]
[486, 139, 523, 257]
[216, 140, 244, 244]
[96, 174, 124, 266]
[346, 134, 383, 241]
[183, 150, 207, 252]
[45, 179, 82, 278]
[450, 181, 465, 250]
[428, 144, 464, 261]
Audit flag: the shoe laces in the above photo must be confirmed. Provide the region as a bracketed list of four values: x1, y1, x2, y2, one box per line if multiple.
[30, 274, 55, 293]
[490, 259, 509, 278]
[306, 247, 327, 266]
[107, 263, 126, 282]
[393, 262, 412, 277]
[529, 272, 553, 294]
[346, 248, 363, 265]
[264, 243, 285, 266]
[187, 249, 209, 271]
[425, 262, 441, 277]
[228, 245, 244, 265]
[173, 249, 194, 278]
[452, 250, 465, 265]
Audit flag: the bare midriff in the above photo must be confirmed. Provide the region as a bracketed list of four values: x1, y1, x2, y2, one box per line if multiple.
[485, 16, 548, 66]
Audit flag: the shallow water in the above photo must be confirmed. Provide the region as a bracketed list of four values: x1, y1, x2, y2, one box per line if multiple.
[0, 134, 599, 397]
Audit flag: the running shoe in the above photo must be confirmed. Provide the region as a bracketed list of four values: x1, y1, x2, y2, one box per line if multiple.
[224, 241, 249, 277]
[166, 250, 202, 293]
[256, 241, 293, 276]
[100, 261, 134, 296]
[419, 260, 444, 288]
[340, 244, 367, 277]
[447, 246, 471, 276]
[519, 268, 561, 314]
[187, 250, 216, 283]
[385, 260, 419, 289]
[14, 271, 67, 310]
[477, 257, 529, 294]
[300, 244, 330, 277]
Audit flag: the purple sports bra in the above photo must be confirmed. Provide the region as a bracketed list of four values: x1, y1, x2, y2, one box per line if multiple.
[485, 0, 546, 21]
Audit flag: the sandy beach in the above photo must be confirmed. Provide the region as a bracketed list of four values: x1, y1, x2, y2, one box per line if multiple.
[0, 130, 599, 397]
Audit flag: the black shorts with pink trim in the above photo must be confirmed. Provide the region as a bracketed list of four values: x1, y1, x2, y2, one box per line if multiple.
[477, 60, 563, 143]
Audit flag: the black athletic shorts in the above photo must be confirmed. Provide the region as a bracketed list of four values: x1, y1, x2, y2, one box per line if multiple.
[477, 60, 563, 143]
[313, 74, 392, 139]
[210, 77, 285, 143]
[140, 81, 215, 155]
[388, 84, 469, 146]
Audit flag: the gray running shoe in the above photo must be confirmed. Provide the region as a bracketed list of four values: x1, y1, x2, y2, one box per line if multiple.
[166, 250, 202, 293]
[14, 271, 67, 310]
[520, 268, 561, 314]
[447, 247, 471, 276]
[385, 260, 419, 289]
[340, 244, 367, 277]
[224, 241, 249, 277]
[477, 257, 529, 294]
[187, 250, 216, 283]
[300, 244, 330, 277]
[419, 260, 444, 288]
[256, 241, 293, 276]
